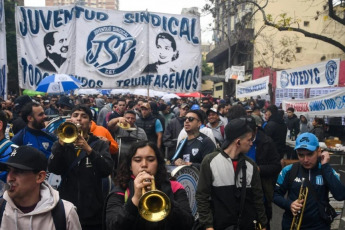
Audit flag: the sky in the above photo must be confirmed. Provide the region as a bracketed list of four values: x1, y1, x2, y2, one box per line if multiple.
[24, 0, 214, 44]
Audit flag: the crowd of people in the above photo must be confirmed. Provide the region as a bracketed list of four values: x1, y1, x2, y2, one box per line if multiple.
[0, 92, 343, 230]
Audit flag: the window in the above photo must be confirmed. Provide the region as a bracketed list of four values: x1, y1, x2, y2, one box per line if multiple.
[296, 47, 302, 53]
[216, 86, 223, 91]
[304, 21, 310, 27]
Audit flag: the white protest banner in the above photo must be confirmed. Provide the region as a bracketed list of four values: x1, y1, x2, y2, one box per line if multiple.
[236, 76, 269, 98]
[230, 65, 245, 81]
[0, 0, 7, 99]
[15, 5, 201, 92]
[277, 59, 340, 89]
[282, 88, 345, 117]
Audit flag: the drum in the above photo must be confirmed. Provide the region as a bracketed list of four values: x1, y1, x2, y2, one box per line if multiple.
[167, 165, 199, 217]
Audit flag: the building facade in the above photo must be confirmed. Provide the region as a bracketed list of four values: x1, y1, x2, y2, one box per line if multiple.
[207, 0, 345, 99]
[45, 0, 119, 10]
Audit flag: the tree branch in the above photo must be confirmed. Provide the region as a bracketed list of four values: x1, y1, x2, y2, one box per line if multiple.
[239, 0, 345, 52]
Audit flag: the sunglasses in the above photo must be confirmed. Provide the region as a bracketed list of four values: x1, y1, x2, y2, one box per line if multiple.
[184, 116, 199, 122]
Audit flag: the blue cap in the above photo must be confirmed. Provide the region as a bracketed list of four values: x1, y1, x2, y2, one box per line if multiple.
[294, 133, 319, 151]
[191, 104, 200, 110]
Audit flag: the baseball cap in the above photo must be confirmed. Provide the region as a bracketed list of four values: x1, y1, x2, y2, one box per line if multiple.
[181, 103, 189, 109]
[57, 96, 74, 109]
[245, 106, 253, 112]
[14, 95, 32, 112]
[222, 118, 252, 149]
[141, 103, 151, 109]
[206, 108, 219, 116]
[191, 104, 200, 110]
[0, 146, 47, 171]
[294, 133, 319, 151]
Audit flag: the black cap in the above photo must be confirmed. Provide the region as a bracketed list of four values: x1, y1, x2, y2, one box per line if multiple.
[222, 118, 252, 149]
[14, 95, 32, 112]
[57, 96, 74, 109]
[0, 146, 47, 171]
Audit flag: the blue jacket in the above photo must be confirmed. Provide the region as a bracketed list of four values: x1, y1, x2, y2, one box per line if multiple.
[273, 162, 345, 230]
[11, 126, 57, 159]
[0, 138, 18, 182]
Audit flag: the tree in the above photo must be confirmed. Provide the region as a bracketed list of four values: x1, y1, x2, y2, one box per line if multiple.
[241, 0, 345, 52]
[202, 57, 213, 76]
[4, 0, 18, 95]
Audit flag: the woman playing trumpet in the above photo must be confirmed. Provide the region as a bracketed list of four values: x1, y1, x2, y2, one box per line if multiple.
[105, 141, 194, 230]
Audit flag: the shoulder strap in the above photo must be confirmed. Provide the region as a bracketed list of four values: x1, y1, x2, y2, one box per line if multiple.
[0, 198, 7, 226]
[288, 162, 300, 187]
[52, 199, 66, 230]
[220, 125, 225, 138]
[237, 160, 247, 229]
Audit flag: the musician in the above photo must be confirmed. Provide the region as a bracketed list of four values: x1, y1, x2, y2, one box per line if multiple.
[105, 141, 194, 230]
[273, 133, 345, 230]
[48, 105, 113, 230]
[108, 110, 147, 163]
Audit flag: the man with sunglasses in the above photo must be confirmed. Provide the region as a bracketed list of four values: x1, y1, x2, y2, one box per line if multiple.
[0, 146, 81, 229]
[172, 110, 215, 169]
[273, 133, 345, 230]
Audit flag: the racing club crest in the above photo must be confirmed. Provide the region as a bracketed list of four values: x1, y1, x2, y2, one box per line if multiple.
[85, 26, 136, 76]
[325, 60, 337, 85]
[280, 71, 289, 88]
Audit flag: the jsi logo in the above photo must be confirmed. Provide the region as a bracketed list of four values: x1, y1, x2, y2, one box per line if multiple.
[85, 26, 136, 76]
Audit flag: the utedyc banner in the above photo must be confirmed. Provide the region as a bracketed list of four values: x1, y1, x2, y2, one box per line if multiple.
[15, 5, 201, 92]
[276, 59, 340, 89]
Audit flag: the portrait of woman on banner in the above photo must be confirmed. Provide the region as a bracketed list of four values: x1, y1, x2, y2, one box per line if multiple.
[142, 32, 179, 74]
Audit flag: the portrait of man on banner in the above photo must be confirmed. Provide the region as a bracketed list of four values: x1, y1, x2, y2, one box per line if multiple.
[142, 32, 180, 74]
[37, 31, 69, 73]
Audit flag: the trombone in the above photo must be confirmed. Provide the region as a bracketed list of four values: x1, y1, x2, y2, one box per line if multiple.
[138, 176, 171, 222]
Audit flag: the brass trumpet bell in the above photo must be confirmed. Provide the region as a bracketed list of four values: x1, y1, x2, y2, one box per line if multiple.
[138, 178, 171, 222]
[57, 122, 79, 143]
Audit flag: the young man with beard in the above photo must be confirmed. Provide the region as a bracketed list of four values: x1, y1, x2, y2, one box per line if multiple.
[12, 102, 57, 159]
[196, 118, 267, 230]
[172, 110, 215, 169]
[48, 105, 113, 230]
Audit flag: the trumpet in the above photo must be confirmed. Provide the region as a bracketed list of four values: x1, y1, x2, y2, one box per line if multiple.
[138, 177, 171, 222]
[253, 220, 262, 230]
[57, 122, 83, 143]
[290, 178, 308, 230]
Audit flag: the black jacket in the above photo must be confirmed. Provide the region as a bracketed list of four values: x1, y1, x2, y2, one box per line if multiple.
[285, 114, 300, 139]
[255, 129, 282, 219]
[48, 134, 113, 226]
[105, 178, 194, 230]
[264, 113, 287, 158]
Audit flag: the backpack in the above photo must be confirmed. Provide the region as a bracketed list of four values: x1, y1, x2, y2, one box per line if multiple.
[0, 198, 66, 230]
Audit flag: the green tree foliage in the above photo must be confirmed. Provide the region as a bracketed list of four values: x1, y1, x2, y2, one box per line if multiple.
[202, 57, 213, 76]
